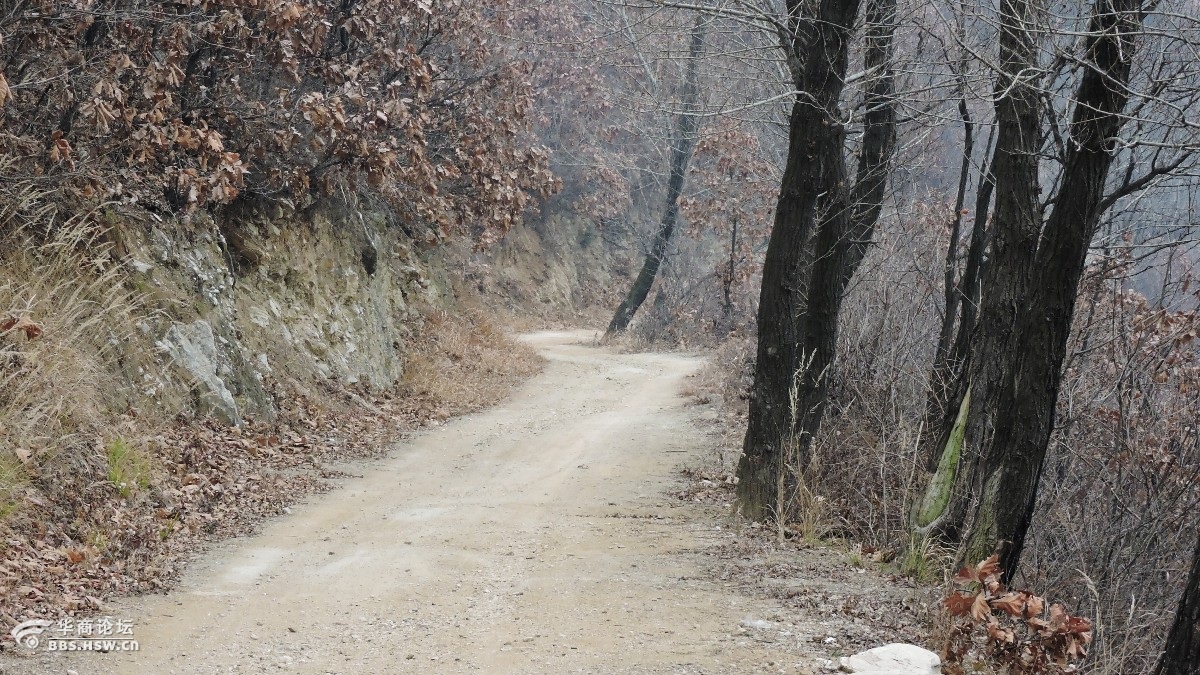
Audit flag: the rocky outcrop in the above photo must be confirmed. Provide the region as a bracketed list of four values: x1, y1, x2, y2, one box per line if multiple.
[109, 201, 436, 422]
[84, 192, 635, 425]
[157, 320, 242, 424]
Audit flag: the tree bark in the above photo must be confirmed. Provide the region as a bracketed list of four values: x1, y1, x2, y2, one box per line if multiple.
[958, 0, 1145, 576]
[720, 214, 738, 335]
[737, 0, 896, 521]
[912, 0, 1044, 541]
[1156, 531, 1200, 675]
[928, 97, 974, 412]
[605, 20, 705, 338]
[917, 65, 1001, 472]
[736, 0, 863, 520]
[789, 0, 898, 474]
[919, 166, 993, 473]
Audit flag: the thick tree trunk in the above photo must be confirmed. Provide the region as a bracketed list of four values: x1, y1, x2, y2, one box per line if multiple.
[958, 0, 1144, 575]
[789, 0, 898, 470]
[1157, 532, 1200, 674]
[912, 0, 1044, 541]
[738, 0, 896, 521]
[736, 0, 863, 520]
[605, 21, 705, 338]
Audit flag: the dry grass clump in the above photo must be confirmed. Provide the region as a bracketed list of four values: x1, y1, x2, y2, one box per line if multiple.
[1, 195, 151, 525]
[0, 195, 171, 627]
[398, 306, 543, 421]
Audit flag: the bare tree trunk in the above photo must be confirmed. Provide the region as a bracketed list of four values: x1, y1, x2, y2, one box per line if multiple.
[918, 79, 988, 472]
[958, 0, 1145, 575]
[1157, 531, 1200, 674]
[929, 96, 974, 406]
[918, 126, 996, 482]
[736, 0, 862, 520]
[918, 164, 993, 473]
[912, 0, 1044, 541]
[605, 19, 705, 339]
[738, 0, 896, 521]
[718, 213, 738, 337]
[789, 0, 898, 473]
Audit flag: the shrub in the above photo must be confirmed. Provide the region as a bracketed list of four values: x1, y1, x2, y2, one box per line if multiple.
[0, 1, 556, 242]
[943, 555, 1093, 674]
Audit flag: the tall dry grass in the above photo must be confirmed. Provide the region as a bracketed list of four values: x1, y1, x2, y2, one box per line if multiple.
[1, 190, 149, 523]
[398, 305, 542, 420]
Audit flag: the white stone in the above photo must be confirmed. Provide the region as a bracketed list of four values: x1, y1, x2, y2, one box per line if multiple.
[839, 643, 941, 674]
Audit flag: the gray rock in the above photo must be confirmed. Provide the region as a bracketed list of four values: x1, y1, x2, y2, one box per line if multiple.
[248, 306, 272, 328]
[739, 618, 775, 630]
[840, 643, 941, 674]
[158, 320, 241, 424]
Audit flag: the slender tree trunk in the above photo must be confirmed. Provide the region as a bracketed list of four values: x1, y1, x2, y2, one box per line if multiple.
[919, 163, 993, 473]
[1156, 531, 1200, 674]
[931, 98, 974, 388]
[736, 0, 863, 520]
[738, 0, 896, 521]
[721, 214, 738, 334]
[605, 20, 705, 339]
[959, 0, 1145, 575]
[920, 95, 973, 471]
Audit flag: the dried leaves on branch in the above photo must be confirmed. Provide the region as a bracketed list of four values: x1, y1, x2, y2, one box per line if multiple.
[943, 555, 1093, 674]
[0, 0, 557, 242]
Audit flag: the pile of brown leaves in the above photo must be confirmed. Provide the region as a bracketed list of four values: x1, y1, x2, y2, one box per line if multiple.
[943, 554, 1093, 674]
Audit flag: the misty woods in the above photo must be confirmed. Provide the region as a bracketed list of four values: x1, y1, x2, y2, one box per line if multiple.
[2, 0, 1199, 672]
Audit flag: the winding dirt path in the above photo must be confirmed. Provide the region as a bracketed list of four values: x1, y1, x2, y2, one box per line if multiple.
[3, 331, 813, 674]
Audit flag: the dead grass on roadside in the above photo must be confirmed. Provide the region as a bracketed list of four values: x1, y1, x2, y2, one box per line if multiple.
[1, 201, 157, 526]
[0, 235, 542, 636]
[398, 306, 542, 421]
[678, 334, 754, 472]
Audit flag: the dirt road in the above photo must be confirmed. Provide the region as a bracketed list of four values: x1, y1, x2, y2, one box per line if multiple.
[2, 331, 817, 674]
